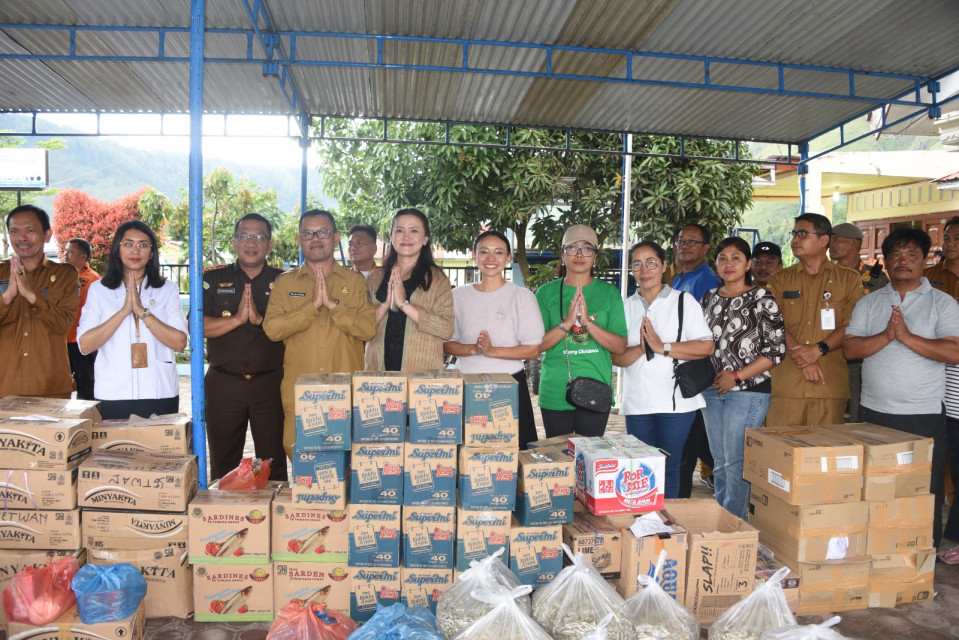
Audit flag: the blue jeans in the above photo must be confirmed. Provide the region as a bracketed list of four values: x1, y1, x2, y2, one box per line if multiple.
[625, 412, 697, 499]
[700, 388, 770, 518]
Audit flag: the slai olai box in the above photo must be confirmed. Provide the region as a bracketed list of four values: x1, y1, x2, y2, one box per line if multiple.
[291, 448, 349, 509]
[569, 435, 665, 515]
[458, 447, 518, 511]
[348, 504, 401, 567]
[294, 373, 352, 450]
[408, 370, 463, 444]
[403, 443, 456, 507]
[516, 449, 574, 526]
[352, 372, 407, 443]
[402, 505, 455, 569]
[462, 373, 519, 448]
[350, 442, 404, 505]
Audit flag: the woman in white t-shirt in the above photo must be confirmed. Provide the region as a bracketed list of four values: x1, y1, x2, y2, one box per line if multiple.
[444, 231, 545, 448]
[612, 241, 714, 498]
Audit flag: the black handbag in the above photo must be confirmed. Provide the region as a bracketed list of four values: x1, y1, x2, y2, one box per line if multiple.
[672, 292, 716, 403]
[559, 283, 612, 413]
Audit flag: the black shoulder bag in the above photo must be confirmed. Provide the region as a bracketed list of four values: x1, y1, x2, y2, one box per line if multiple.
[672, 292, 716, 405]
[560, 283, 613, 413]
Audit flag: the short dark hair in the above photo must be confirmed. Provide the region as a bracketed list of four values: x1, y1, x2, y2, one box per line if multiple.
[882, 227, 931, 261]
[473, 230, 511, 255]
[348, 224, 377, 243]
[675, 223, 711, 245]
[629, 240, 666, 263]
[943, 216, 959, 234]
[299, 209, 337, 232]
[234, 213, 272, 239]
[6, 204, 51, 233]
[68, 237, 92, 260]
[795, 212, 832, 236]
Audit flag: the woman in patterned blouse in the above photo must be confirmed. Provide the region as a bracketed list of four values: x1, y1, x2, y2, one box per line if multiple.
[700, 236, 786, 518]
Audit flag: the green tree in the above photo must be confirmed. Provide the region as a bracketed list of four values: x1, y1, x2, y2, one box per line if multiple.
[0, 136, 66, 258]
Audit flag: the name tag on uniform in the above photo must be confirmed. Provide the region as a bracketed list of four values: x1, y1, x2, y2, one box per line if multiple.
[821, 308, 836, 331]
[784, 290, 800, 299]
[216, 288, 235, 294]
[289, 291, 306, 297]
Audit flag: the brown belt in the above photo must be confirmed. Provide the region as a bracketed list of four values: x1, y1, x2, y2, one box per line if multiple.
[211, 365, 277, 380]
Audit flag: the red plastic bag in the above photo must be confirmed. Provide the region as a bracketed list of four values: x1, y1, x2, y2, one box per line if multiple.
[267, 601, 359, 640]
[2, 556, 80, 625]
[219, 457, 272, 490]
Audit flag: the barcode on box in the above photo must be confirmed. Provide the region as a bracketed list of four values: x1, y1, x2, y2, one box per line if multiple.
[897, 451, 914, 465]
[768, 469, 790, 492]
[835, 456, 858, 470]
[701, 594, 743, 615]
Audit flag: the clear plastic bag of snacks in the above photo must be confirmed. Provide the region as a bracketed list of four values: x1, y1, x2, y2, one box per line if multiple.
[761, 616, 847, 640]
[708, 567, 797, 640]
[625, 550, 699, 640]
[453, 585, 552, 640]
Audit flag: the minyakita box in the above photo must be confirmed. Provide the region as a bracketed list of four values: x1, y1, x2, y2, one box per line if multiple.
[508, 519, 562, 589]
[82, 510, 189, 550]
[455, 507, 510, 571]
[188, 489, 273, 565]
[88, 546, 193, 619]
[350, 442, 404, 505]
[77, 451, 197, 512]
[352, 372, 407, 443]
[462, 373, 519, 448]
[516, 449, 574, 526]
[350, 566, 401, 622]
[408, 370, 463, 444]
[91, 414, 192, 454]
[295, 373, 352, 451]
[458, 447, 517, 510]
[402, 505, 455, 569]
[273, 561, 350, 612]
[348, 504, 401, 567]
[400, 567, 451, 614]
[193, 563, 275, 622]
[0, 395, 101, 422]
[0, 416, 91, 470]
[404, 443, 456, 507]
[0, 467, 77, 509]
[272, 487, 349, 562]
[569, 436, 665, 515]
[0, 507, 81, 550]
[291, 448, 349, 509]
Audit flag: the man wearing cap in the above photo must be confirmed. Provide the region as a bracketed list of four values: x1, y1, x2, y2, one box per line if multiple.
[751, 241, 783, 288]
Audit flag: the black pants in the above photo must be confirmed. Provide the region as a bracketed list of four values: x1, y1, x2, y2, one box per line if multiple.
[205, 367, 287, 481]
[68, 342, 96, 401]
[943, 416, 959, 543]
[678, 410, 713, 498]
[512, 369, 538, 449]
[541, 407, 610, 438]
[860, 404, 946, 548]
[97, 396, 179, 421]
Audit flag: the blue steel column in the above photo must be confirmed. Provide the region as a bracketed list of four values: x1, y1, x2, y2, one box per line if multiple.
[797, 142, 809, 214]
[300, 114, 309, 217]
[189, 0, 208, 488]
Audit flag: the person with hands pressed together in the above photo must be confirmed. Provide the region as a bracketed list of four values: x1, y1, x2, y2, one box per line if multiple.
[263, 209, 375, 460]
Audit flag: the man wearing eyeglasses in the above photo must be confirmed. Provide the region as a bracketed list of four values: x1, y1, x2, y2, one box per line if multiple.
[203, 213, 287, 481]
[264, 209, 376, 460]
[765, 213, 863, 426]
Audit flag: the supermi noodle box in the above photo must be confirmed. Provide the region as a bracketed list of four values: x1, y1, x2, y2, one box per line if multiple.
[402, 505, 455, 569]
[462, 373, 519, 448]
[569, 436, 665, 515]
[407, 370, 463, 444]
[294, 373, 352, 451]
[352, 372, 407, 443]
[403, 443, 456, 507]
[515, 449, 574, 526]
[508, 518, 563, 588]
[350, 442, 404, 505]
[350, 567, 401, 622]
[458, 447, 517, 511]
[454, 507, 510, 571]
[291, 448, 349, 509]
[400, 567, 451, 614]
[348, 504, 401, 567]
[193, 564, 274, 622]
[188, 489, 273, 565]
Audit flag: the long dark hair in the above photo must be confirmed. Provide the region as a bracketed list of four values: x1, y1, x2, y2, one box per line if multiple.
[377, 208, 438, 297]
[101, 220, 166, 290]
[715, 236, 753, 285]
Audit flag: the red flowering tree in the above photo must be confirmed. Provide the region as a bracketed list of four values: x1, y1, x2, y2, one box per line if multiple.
[52, 187, 150, 272]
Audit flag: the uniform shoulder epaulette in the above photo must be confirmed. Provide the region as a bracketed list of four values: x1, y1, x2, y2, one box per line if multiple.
[204, 264, 230, 273]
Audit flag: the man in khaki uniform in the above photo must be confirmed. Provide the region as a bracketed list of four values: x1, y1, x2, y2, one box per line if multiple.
[766, 213, 862, 426]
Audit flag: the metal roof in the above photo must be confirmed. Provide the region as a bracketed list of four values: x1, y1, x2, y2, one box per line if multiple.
[2, 0, 959, 146]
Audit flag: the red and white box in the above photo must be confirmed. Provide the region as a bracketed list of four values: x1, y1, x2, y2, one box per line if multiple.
[569, 435, 665, 516]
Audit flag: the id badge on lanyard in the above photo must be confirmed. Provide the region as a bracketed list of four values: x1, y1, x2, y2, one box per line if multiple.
[821, 291, 836, 331]
[131, 312, 148, 369]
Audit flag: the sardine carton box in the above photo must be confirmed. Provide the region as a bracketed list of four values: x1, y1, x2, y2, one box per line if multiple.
[569, 436, 665, 515]
[508, 518, 562, 589]
[400, 567, 451, 614]
[77, 450, 198, 512]
[662, 499, 759, 624]
[273, 561, 350, 612]
[813, 423, 933, 501]
[748, 487, 868, 565]
[350, 566, 401, 622]
[348, 504, 401, 567]
[455, 507, 510, 571]
[350, 442, 404, 505]
[868, 549, 936, 608]
[408, 370, 463, 444]
[458, 447, 518, 511]
[0, 507, 81, 550]
[402, 505, 455, 569]
[291, 448, 349, 509]
[755, 546, 801, 615]
[352, 372, 407, 443]
[0, 467, 77, 509]
[462, 373, 519, 448]
[272, 487, 348, 562]
[193, 563, 275, 622]
[0, 548, 85, 629]
[91, 414, 192, 454]
[83, 509, 189, 550]
[743, 427, 863, 505]
[0, 395, 101, 422]
[866, 493, 934, 554]
[7, 602, 145, 640]
[783, 556, 870, 615]
[0, 416, 91, 470]
[294, 373, 352, 451]
[88, 546, 193, 618]
[188, 489, 273, 565]
[403, 443, 456, 507]
[607, 511, 688, 600]
[516, 449, 574, 526]
[562, 511, 622, 580]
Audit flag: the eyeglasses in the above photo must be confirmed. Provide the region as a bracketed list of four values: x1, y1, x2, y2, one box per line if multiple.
[676, 239, 706, 247]
[563, 246, 597, 258]
[235, 233, 269, 243]
[789, 230, 825, 240]
[477, 248, 509, 258]
[299, 229, 333, 241]
[120, 241, 150, 252]
[630, 258, 662, 271]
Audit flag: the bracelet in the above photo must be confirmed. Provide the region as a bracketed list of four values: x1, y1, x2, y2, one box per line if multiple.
[732, 370, 741, 383]
[556, 321, 570, 334]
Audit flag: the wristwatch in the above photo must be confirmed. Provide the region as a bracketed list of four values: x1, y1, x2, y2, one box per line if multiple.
[817, 341, 830, 355]
[400, 299, 410, 309]
[140, 309, 154, 320]
[557, 321, 570, 334]
[663, 342, 672, 356]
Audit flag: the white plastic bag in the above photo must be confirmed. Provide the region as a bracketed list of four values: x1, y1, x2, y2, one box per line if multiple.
[532, 544, 633, 640]
[452, 585, 552, 640]
[761, 616, 847, 640]
[625, 550, 699, 640]
[708, 567, 797, 640]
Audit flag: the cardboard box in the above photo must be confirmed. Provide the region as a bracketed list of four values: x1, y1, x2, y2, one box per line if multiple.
[91, 414, 192, 454]
[272, 487, 348, 562]
[291, 448, 349, 509]
[748, 487, 868, 565]
[400, 567, 451, 613]
[350, 442, 404, 505]
[528, 433, 579, 451]
[562, 512, 622, 580]
[348, 504, 401, 567]
[508, 519, 562, 589]
[82, 510, 188, 550]
[77, 451, 197, 512]
[0, 507, 80, 550]
[866, 493, 934, 554]
[663, 499, 759, 624]
[7, 603, 144, 640]
[0, 548, 85, 629]
[0, 416, 91, 470]
[408, 370, 463, 444]
[350, 566, 401, 622]
[784, 557, 870, 614]
[743, 427, 863, 505]
[403, 443, 456, 506]
[352, 372, 407, 443]
[193, 563, 275, 622]
[402, 505, 455, 569]
[0, 395, 101, 422]
[608, 511, 687, 601]
[516, 449, 574, 526]
[455, 507, 510, 571]
[88, 546, 193, 618]
[188, 489, 273, 565]
[273, 561, 350, 612]
[869, 549, 936, 608]
[0, 467, 77, 509]
[462, 373, 519, 448]
[458, 447, 518, 511]
[569, 436, 665, 515]
[294, 373, 352, 450]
